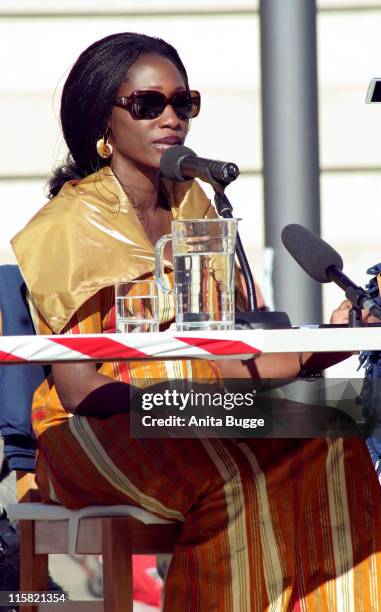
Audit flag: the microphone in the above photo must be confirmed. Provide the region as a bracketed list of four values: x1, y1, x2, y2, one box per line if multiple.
[281, 223, 381, 320]
[160, 145, 239, 185]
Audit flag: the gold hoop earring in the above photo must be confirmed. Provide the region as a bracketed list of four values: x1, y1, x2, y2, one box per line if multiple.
[96, 133, 113, 159]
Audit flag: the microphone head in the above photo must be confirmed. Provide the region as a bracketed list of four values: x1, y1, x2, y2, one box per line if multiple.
[160, 145, 196, 181]
[281, 223, 343, 283]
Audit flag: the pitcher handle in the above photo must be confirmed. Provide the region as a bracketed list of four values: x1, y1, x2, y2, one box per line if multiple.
[155, 234, 174, 294]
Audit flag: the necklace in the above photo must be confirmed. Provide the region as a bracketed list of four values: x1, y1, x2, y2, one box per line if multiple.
[131, 195, 172, 245]
[113, 172, 172, 242]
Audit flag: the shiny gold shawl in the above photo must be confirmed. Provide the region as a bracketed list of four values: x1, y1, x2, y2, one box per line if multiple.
[12, 167, 217, 333]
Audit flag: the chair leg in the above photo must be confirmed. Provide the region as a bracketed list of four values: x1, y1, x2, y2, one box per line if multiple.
[102, 518, 133, 612]
[19, 519, 49, 612]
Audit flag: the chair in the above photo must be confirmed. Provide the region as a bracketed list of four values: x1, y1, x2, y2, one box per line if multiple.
[0, 265, 180, 611]
[7, 478, 180, 612]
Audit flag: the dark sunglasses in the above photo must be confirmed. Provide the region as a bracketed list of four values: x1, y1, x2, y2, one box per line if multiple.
[114, 89, 201, 120]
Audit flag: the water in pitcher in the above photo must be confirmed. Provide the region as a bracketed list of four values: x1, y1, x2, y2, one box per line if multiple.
[174, 251, 235, 331]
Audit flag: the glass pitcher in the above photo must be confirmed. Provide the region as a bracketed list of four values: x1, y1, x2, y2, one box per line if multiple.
[155, 218, 239, 331]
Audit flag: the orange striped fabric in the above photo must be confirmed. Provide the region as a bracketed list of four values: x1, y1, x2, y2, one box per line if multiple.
[29, 281, 381, 611]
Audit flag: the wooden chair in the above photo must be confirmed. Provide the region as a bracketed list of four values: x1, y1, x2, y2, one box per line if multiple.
[7, 471, 181, 612]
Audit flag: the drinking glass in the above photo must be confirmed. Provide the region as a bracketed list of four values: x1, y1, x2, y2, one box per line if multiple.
[115, 279, 159, 333]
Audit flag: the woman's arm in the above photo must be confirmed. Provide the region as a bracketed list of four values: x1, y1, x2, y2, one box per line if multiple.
[52, 362, 131, 418]
[218, 350, 352, 380]
[218, 298, 357, 380]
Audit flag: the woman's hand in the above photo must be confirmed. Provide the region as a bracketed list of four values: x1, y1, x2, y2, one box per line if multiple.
[330, 299, 381, 325]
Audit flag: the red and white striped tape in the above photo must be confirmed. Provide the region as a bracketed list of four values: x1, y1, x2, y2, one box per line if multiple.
[0, 331, 264, 364]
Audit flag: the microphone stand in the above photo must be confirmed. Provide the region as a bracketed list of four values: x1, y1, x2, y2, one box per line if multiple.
[212, 182, 291, 329]
[348, 307, 362, 327]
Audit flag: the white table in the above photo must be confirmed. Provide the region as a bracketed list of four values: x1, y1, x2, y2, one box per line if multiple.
[0, 326, 380, 363]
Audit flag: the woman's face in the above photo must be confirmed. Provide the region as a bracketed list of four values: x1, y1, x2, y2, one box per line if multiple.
[109, 53, 189, 174]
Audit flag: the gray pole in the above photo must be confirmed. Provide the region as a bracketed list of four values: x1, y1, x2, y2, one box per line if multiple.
[260, 0, 322, 325]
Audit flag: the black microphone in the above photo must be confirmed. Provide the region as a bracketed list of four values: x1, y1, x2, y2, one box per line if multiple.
[281, 223, 381, 319]
[160, 145, 239, 185]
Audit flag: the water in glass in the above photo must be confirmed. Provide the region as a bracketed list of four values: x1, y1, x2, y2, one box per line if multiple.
[115, 281, 159, 333]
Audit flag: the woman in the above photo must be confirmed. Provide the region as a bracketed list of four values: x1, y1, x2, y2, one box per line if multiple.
[12, 33, 381, 610]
